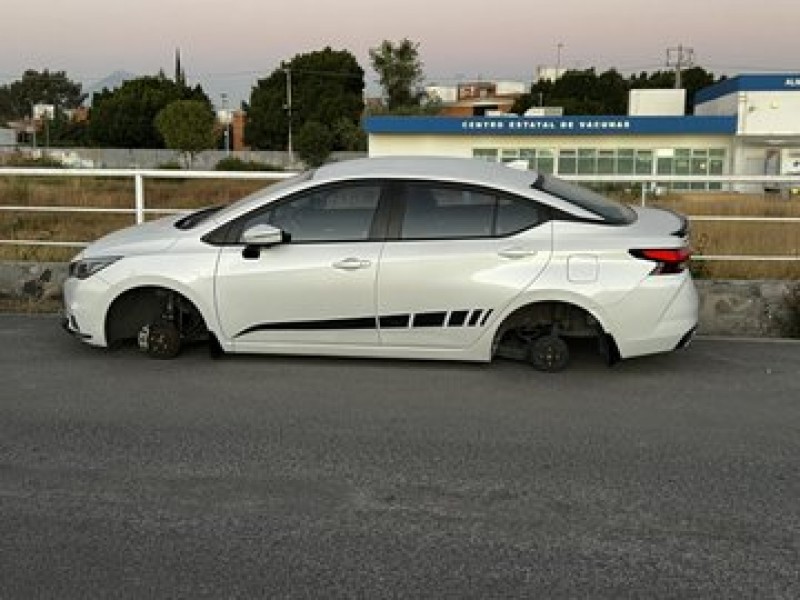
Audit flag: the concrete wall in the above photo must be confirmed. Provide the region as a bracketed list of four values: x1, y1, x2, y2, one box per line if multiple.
[0, 148, 365, 170]
[1, 261, 797, 339]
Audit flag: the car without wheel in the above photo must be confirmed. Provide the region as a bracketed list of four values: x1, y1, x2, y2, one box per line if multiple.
[62, 156, 698, 371]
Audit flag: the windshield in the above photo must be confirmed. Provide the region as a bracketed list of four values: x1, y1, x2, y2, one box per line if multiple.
[211, 170, 315, 222]
[174, 205, 223, 230]
[534, 174, 636, 225]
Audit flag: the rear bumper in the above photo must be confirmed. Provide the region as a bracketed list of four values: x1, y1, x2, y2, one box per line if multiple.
[610, 274, 699, 359]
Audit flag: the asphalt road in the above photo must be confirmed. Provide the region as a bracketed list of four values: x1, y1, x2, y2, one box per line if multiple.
[1, 314, 799, 599]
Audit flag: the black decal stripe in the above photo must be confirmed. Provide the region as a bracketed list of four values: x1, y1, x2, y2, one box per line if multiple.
[237, 316, 376, 338]
[447, 310, 469, 327]
[379, 314, 410, 329]
[468, 310, 483, 327]
[412, 311, 447, 327]
[237, 307, 497, 338]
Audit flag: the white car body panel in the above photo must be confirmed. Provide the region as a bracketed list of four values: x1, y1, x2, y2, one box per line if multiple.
[62, 157, 698, 367]
[376, 223, 551, 348]
[216, 241, 383, 347]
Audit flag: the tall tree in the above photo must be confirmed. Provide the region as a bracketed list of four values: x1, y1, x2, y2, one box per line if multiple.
[369, 38, 424, 111]
[89, 74, 210, 148]
[0, 69, 84, 122]
[155, 100, 217, 166]
[246, 47, 364, 150]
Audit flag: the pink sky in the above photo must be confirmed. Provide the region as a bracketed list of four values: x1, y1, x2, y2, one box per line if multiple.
[2, 0, 798, 105]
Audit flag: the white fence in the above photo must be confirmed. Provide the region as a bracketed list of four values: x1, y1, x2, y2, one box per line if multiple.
[1, 168, 799, 263]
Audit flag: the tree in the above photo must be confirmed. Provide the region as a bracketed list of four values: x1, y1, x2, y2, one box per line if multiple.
[155, 100, 217, 166]
[0, 69, 85, 122]
[369, 38, 424, 111]
[246, 47, 364, 150]
[89, 74, 211, 148]
[512, 67, 723, 115]
[295, 121, 334, 167]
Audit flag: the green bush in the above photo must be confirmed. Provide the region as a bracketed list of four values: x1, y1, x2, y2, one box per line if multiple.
[215, 157, 283, 172]
[2, 152, 64, 168]
[156, 160, 184, 170]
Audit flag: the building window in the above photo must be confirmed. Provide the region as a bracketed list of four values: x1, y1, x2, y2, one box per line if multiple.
[473, 149, 498, 162]
[635, 150, 653, 175]
[577, 149, 596, 174]
[558, 149, 577, 174]
[472, 146, 725, 188]
[597, 150, 615, 175]
[617, 149, 634, 175]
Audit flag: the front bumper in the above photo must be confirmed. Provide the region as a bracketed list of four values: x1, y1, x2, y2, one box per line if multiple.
[60, 310, 92, 340]
[61, 275, 111, 346]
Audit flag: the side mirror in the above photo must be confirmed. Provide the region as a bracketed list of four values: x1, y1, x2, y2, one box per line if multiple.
[241, 224, 284, 247]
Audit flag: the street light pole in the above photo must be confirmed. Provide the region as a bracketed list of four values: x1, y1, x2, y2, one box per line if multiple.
[284, 68, 294, 165]
[555, 43, 565, 80]
[221, 92, 230, 156]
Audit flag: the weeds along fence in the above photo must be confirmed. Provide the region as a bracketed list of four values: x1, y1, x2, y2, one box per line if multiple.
[0, 168, 799, 270]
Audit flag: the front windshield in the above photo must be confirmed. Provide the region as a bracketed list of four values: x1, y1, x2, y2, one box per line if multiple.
[534, 174, 636, 225]
[211, 170, 315, 222]
[174, 205, 224, 230]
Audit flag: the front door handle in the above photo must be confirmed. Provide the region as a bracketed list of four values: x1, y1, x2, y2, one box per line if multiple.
[498, 247, 537, 259]
[333, 257, 372, 270]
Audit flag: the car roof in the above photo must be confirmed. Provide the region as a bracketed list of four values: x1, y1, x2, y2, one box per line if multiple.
[312, 156, 540, 191]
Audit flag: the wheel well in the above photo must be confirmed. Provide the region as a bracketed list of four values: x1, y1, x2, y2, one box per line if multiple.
[492, 300, 619, 364]
[105, 286, 207, 346]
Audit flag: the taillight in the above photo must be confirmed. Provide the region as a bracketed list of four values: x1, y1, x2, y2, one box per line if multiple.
[630, 247, 692, 275]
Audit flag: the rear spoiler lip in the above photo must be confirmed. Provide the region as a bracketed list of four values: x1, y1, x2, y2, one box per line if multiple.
[665, 209, 690, 237]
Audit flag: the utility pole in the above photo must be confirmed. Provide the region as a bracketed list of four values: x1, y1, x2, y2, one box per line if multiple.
[666, 44, 694, 89]
[555, 42, 564, 79]
[283, 68, 294, 165]
[221, 92, 230, 156]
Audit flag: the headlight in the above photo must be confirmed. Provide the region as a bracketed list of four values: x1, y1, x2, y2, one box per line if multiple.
[68, 256, 122, 280]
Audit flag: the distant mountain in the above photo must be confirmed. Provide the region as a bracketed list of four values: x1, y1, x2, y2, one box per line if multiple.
[83, 70, 137, 105]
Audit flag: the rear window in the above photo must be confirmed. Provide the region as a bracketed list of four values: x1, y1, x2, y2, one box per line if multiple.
[534, 174, 636, 225]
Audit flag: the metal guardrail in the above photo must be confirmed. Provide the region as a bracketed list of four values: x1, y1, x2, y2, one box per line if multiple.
[1, 168, 799, 261]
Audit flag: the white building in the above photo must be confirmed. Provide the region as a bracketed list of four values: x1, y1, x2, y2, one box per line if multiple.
[364, 74, 800, 191]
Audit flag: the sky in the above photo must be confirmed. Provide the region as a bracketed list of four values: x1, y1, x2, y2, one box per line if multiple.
[2, 0, 799, 107]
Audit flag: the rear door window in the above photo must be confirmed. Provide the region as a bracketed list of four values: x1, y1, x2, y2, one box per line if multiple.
[398, 182, 544, 240]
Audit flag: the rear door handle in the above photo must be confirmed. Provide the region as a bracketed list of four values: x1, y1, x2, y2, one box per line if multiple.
[333, 257, 372, 270]
[498, 248, 537, 259]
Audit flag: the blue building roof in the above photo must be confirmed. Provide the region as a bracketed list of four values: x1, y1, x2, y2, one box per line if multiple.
[365, 115, 738, 137]
[695, 74, 800, 105]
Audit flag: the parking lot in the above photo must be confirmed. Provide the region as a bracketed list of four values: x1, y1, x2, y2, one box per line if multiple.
[1, 314, 799, 598]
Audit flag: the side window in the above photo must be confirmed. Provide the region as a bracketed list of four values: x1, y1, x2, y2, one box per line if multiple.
[243, 184, 381, 242]
[399, 183, 543, 239]
[401, 184, 495, 239]
[496, 196, 541, 236]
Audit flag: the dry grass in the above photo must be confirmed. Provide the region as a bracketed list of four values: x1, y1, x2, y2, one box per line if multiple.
[640, 193, 800, 280]
[1, 179, 799, 278]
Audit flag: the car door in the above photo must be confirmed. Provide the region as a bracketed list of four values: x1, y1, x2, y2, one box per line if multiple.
[376, 181, 552, 349]
[214, 181, 387, 350]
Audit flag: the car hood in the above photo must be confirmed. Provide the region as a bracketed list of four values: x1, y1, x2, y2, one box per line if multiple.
[83, 214, 185, 257]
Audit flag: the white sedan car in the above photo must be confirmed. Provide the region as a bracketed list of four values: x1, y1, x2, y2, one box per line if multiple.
[62, 157, 698, 371]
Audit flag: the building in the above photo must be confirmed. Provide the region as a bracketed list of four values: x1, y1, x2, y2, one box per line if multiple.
[365, 74, 800, 190]
[424, 81, 527, 116]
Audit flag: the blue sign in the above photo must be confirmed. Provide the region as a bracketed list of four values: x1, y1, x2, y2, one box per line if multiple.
[695, 74, 800, 104]
[364, 115, 738, 136]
